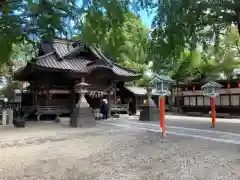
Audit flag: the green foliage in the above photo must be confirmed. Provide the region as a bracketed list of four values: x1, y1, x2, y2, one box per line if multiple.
[0, 0, 80, 64]
[79, 11, 149, 64]
[133, 75, 152, 87]
[76, 11, 151, 85]
[0, 0, 153, 65]
[170, 50, 202, 82]
[11, 43, 35, 62]
[151, 0, 240, 66]
[170, 28, 240, 82]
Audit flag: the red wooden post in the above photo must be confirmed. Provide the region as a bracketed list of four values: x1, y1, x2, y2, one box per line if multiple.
[210, 97, 216, 128]
[160, 96, 166, 136]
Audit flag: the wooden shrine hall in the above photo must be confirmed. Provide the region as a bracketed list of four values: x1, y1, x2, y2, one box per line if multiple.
[14, 37, 140, 126]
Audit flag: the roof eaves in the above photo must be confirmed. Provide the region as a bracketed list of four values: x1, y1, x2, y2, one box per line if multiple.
[112, 62, 138, 74]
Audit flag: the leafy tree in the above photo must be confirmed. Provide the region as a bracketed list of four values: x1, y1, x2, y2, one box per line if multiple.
[151, 0, 240, 65]
[0, 0, 81, 65]
[169, 27, 240, 83]
[0, 0, 153, 65]
[77, 11, 151, 85]
[0, 42, 31, 100]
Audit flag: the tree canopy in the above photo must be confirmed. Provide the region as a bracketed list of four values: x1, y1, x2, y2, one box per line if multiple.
[151, 0, 240, 69]
[0, 0, 152, 64]
[1, 0, 240, 85]
[77, 10, 151, 86]
[170, 28, 240, 82]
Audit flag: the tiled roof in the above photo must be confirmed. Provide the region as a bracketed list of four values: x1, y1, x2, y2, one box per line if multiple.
[201, 81, 223, 89]
[40, 42, 54, 54]
[112, 63, 136, 76]
[125, 86, 159, 95]
[36, 52, 137, 77]
[35, 37, 139, 78]
[53, 39, 75, 58]
[36, 52, 91, 73]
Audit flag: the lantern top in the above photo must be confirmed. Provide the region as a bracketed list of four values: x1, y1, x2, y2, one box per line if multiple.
[201, 81, 222, 89]
[151, 73, 175, 84]
[77, 82, 89, 86]
[76, 78, 89, 87]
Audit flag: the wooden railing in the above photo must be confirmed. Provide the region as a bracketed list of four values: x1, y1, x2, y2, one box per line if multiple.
[35, 105, 71, 121]
[0, 102, 21, 111]
[36, 105, 71, 114]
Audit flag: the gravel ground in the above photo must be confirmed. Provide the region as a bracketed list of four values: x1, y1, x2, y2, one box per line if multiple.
[126, 114, 240, 134]
[0, 123, 240, 180]
[165, 117, 240, 134]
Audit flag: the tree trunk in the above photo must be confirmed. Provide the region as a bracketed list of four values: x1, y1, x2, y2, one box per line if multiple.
[237, 15, 240, 35]
[235, 0, 240, 34]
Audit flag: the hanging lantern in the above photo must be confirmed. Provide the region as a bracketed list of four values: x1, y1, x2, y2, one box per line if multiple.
[227, 83, 230, 89]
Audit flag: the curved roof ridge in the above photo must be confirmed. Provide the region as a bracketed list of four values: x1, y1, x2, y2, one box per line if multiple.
[36, 51, 56, 60]
[61, 45, 86, 59]
[93, 48, 113, 66]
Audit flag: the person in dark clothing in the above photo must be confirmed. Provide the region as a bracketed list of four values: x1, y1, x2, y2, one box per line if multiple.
[129, 98, 135, 115]
[100, 100, 109, 120]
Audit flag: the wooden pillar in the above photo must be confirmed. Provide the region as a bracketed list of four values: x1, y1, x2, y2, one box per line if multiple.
[113, 81, 117, 105]
[107, 82, 112, 117]
[36, 82, 39, 106]
[46, 85, 50, 106]
[70, 80, 76, 113]
[107, 90, 111, 117]
[31, 82, 34, 105]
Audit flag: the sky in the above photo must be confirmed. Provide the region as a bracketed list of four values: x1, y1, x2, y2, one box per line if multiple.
[76, 0, 155, 28]
[139, 10, 155, 28]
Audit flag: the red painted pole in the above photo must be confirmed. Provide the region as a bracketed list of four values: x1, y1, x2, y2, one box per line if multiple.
[160, 96, 166, 136]
[210, 97, 216, 128]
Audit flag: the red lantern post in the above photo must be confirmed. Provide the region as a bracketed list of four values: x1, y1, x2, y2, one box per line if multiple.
[210, 97, 216, 128]
[160, 96, 166, 136]
[227, 83, 230, 88]
[152, 72, 175, 137]
[202, 81, 222, 128]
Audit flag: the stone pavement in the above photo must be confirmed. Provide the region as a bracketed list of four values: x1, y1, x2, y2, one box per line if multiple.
[102, 117, 240, 145]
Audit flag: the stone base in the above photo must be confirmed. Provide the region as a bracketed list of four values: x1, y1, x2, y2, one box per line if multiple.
[139, 105, 159, 121]
[13, 119, 25, 128]
[70, 107, 96, 127]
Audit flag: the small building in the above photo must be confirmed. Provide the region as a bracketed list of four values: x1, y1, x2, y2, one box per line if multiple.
[120, 86, 161, 111]
[13, 37, 140, 120]
[171, 79, 240, 115]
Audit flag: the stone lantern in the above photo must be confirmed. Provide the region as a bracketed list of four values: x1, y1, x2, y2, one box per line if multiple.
[201, 81, 222, 98]
[152, 71, 175, 97]
[201, 81, 222, 128]
[139, 85, 159, 121]
[70, 78, 96, 127]
[152, 71, 175, 136]
[146, 86, 155, 106]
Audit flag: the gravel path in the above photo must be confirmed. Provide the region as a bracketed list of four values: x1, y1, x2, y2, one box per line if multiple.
[125, 114, 240, 134]
[0, 123, 240, 180]
[164, 115, 240, 134]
